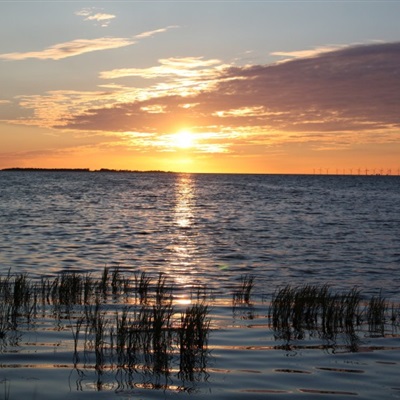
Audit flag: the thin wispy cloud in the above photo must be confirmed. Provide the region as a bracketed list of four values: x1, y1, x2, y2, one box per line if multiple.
[97, 57, 229, 104]
[9, 89, 133, 128]
[0, 37, 135, 61]
[0, 25, 179, 62]
[76, 7, 116, 27]
[271, 44, 348, 62]
[134, 25, 179, 39]
[100, 56, 223, 79]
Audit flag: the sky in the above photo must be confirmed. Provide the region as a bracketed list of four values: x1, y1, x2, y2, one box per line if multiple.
[1, 0, 400, 174]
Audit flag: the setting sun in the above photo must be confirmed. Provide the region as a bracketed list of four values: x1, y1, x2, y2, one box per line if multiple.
[173, 130, 195, 149]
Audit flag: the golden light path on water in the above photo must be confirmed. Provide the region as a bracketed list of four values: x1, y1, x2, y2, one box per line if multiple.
[174, 174, 194, 230]
[167, 173, 198, 305]
[167, 173, 232, 308]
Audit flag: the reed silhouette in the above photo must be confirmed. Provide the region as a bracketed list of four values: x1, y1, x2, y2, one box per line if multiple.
[1, 270, 399, 391]
[0, 268, 212, 391]
[269, 284, 398, 351]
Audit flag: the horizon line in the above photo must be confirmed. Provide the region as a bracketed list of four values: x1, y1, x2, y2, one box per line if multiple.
[2, 167, 399, 176]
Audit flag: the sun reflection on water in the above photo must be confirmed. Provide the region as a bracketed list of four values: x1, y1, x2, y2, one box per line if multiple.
[166, 174, 199, 292]
[174, 173, 195, 229]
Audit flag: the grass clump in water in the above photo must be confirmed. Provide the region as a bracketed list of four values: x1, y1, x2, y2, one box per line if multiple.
[233, 274, 255, 305]
[18, 270, 212, 381]
[366, 291, 387, 335]
[269, 284, 398, 349]
[178, 300, 210, 380]
[134, 271, 152, 304]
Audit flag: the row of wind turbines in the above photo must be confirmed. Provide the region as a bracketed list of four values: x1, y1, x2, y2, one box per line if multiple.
[313, 168, 400, 176]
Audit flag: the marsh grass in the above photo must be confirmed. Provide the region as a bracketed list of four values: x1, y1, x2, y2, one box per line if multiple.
[2, 269, 400, 389]
[0, 272, 36, 335]
[155, 272, 172, 304]
[269, 284, 399, 349]
[0, 269, 212, 384]
[366, 292, 388, 335]
[178, 301, 210, 380]
[68, 294, 210, 379]
[233, 274, 255, 305]
[134, 271, 151, 304]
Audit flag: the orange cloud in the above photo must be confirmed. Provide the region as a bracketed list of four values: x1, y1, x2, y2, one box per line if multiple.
[0, 38, 135, 61]
[5, 42, 400, 156]
[100, 56, 224, 80]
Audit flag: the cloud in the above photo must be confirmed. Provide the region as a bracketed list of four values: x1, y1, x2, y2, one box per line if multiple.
[211, 42, 400, 133]
[99, 57, 230, 103]
[0, 37, 135, 61]
[76, 7, 116, 27]
[100, 56, 223, 79]
[6, 42, 400, 153]
[271, 44, 348, 62]
[67, 42, 400, 132]
[0, 25, 178, 61]
[134, 25, 179, 39]
[7, 89, 136, 129]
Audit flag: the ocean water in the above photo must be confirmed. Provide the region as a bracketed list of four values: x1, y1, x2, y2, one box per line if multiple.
[0, 171, 399, 299]
[1, 171, 400, 399]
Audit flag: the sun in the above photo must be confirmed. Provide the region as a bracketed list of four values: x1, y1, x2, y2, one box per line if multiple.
[173, 130, 195, 149]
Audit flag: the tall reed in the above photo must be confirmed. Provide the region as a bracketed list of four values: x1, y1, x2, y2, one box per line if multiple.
[269, 284, 397, 348]
[134, 271, 151, 304]
[367, 292, 387, 334]
[233, 274, 255, 304]
[178, 300, 210, 379]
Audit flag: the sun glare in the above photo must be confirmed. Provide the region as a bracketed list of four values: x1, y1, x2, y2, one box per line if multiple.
[174, 130, 194, 149]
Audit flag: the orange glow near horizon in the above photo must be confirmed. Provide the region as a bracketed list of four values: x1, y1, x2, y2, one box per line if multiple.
[1, 145, 400, 175]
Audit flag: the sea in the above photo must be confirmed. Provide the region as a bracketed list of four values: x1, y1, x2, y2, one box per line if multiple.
[0, 171, 399, 299]
[1, 170, 400, 399]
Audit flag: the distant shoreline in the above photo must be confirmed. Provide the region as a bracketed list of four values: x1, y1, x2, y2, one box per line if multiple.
[1, 167, 398, 176]
[1, 167, 173, 173]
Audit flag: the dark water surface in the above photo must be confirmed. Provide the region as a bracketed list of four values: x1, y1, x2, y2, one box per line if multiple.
[1, 171, 400, 399]
[1, 171, 399, 299]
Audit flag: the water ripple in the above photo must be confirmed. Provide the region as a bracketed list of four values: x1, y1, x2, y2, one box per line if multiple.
[0, 172, 399, 301]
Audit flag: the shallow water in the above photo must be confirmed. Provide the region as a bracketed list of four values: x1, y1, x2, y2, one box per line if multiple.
[1, 292, 400, 400]
[1, 171, 400, 398]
